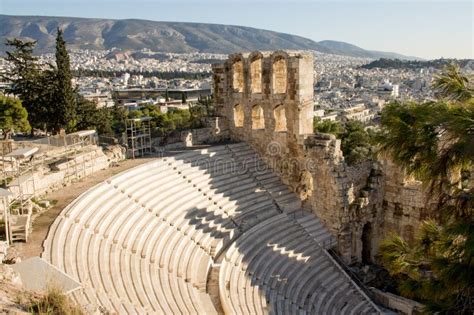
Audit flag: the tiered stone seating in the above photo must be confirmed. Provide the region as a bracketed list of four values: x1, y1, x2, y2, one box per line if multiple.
[219, 211, 379, 314]
[42, 143, 379, 314]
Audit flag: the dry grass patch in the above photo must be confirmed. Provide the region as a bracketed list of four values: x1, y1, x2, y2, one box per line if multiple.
[16, 286, 83, 315]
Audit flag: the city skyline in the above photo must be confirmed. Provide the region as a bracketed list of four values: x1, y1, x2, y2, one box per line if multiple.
[1, 0, 473, 59]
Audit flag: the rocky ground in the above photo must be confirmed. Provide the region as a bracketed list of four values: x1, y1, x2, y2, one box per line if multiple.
[0, 264, 33, 314]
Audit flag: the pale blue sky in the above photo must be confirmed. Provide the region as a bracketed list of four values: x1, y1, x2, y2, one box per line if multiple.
[1, 0, 472, 59]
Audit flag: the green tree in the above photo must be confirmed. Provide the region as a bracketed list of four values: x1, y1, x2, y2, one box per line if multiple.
[197, 95, 214, 116]
[313, 118, 343, 136]
[378, 65, 474, 313]
[0, 94, 31, 139]
[109, 94, 128, 135]
[51, 28, 76, 133]
[313, 118, 374, 165]
[75, 97, 113, 135]
[380, 219, 473, 314]
[2, 39, 52, 133]
[378, 101, 473, 212]
[341, 121, 374, 165]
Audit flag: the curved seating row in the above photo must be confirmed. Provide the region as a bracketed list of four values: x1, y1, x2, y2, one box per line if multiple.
[219, 212, 378, 315]
[42, 142, 378, 314]
[43, 156, 219, 313]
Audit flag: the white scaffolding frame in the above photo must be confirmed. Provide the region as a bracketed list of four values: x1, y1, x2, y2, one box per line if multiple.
[126, 117, 152, 159]
[3, 147, 38, 215]
[0, 130, 98, 243]
[0, 188, 13, 245]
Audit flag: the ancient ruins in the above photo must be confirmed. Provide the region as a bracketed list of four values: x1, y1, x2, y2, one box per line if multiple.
[212, 51, 428, 264]
[0, 50, 430, 314]
[41, 141, 381, 313]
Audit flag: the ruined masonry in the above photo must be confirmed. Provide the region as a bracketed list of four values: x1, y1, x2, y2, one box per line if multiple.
[39, 50, 428, 314]
[212, 51, 428, 263]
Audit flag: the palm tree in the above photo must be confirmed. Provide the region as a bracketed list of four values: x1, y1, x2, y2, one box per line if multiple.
[378, 65, 474, 314]
[381, 219, 473, 314]
[432, 64, 473, 103]
[378, 66, 473, 217]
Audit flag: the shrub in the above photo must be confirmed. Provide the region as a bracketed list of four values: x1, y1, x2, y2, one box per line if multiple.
[313, 118, 375, 165]
[341, 121, 375, 165]
[27, 287, 84, 315]
[313, 118, 343, 137]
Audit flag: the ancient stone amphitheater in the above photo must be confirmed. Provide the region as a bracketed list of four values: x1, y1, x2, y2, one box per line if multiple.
[42, 143, 380, 314]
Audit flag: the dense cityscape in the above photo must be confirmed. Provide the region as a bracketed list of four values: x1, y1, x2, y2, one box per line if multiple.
[0, 47, 457, 124]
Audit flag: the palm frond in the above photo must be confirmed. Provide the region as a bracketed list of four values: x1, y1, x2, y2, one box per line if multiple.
[433, 63, 473, 103]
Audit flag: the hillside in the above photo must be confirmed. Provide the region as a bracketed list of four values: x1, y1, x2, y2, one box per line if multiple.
[361, 58, 474, 70]
[0, 15, 417, 59]
[318, 40, 421, 60]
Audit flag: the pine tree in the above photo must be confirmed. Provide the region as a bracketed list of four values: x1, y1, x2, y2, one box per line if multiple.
[0, 94, 31, 139]
[111, 103, 128, 135]
[2, 39, 51, 133]
[75, 96, 113, 135]
[52, 28, 76, 133]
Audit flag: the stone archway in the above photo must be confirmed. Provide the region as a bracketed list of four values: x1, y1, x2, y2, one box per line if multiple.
[233, 104, 244, 127]
[232, 59, 244, 92]
[251, 105, 265, 130]
[250, 57, 262, 93]
[272, 57, 287, 94]
[273, 105, 287, 132]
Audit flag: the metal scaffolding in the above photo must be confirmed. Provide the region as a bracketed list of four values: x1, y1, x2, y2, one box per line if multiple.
[1, 147, 38, 242]
[3, 147, 38, 215]
[0, 130, 98, 243]
[0, 188, 13, 245]
[126, 117, 152, 159]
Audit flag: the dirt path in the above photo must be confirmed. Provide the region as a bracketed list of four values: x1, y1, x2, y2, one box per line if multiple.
[12, 157, 155, 260]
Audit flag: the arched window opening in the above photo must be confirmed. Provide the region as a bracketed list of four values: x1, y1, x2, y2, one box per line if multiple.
[233, 104, 244, 127]
[232, 60, 244, 92]
[251, 105, 265, 130]
[272, 57, 287, 94]
[250, 57, 262, 93]
[273, 105, 287, 132]
[361, 223, 372, 264]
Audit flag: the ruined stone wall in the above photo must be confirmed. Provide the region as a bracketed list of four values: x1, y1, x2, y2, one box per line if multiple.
[212, 50, 316, 194]
[213, 51, 429, 263]
[379, 159, 430, 245]
[213, 51, 313, 145]
[302, 134, 386, 262]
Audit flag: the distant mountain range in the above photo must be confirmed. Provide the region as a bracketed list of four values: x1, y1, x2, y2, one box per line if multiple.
[0, 15, 420, 60]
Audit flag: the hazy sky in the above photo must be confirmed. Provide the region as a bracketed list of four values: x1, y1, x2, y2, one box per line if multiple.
[1, 0, 473, 59]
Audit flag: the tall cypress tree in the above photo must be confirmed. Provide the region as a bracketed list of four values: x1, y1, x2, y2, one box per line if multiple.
[52, 28, 76, 133]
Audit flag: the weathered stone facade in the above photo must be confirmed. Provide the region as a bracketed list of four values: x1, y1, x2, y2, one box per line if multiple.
[212, 51, 430, 263]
